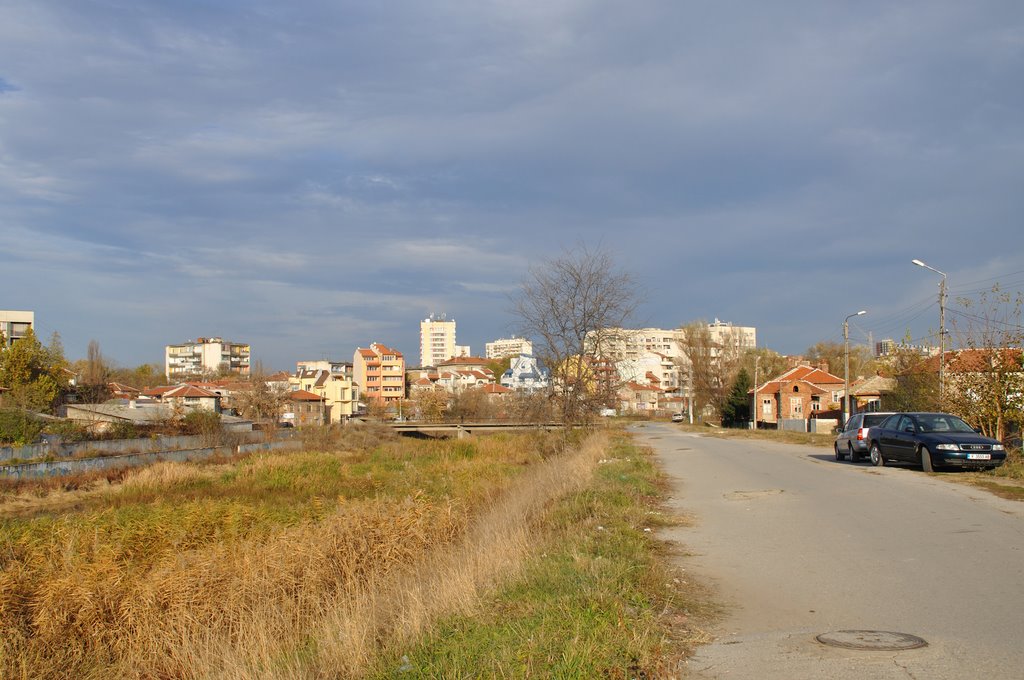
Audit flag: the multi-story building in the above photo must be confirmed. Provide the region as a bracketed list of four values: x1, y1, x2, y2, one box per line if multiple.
[706, 319, 757, 355]
[486, 337, 533, 359]
[290, 361, 358, 423]
[500, 354, 550, 392]
[354, 342, 405, 404]
[164, 337, 251, 381]
[0, 310, 34, 348]
[420, 314, 457, 367]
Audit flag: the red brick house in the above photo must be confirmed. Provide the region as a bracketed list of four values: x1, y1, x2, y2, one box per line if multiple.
[750, 363, 845, 427]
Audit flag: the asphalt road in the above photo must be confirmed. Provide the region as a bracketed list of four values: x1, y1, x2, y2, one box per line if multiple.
[634, 423, 1024, 680]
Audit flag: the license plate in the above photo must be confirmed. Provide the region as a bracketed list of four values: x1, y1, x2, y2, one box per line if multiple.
[967, 453, 991, 460]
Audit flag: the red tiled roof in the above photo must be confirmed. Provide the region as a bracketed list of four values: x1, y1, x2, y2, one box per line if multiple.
[164, 385, 220, 399]
[288, 389, 325, 402]
[482, 384, 512, 394]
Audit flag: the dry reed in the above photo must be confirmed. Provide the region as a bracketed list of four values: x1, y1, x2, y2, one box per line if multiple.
[1, 430, 598, 679]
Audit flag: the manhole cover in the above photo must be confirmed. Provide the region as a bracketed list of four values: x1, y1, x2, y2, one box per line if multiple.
[816, 630, 928, 651]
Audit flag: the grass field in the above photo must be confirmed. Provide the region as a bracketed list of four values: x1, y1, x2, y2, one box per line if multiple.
[0, 425, 712, 678]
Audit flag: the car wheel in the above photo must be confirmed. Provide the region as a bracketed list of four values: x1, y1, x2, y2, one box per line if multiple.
[848, 443, 860, 463]
[869, 442, 885, 467]
[920, 446, 934, 473]
[834, 442, 846, 461]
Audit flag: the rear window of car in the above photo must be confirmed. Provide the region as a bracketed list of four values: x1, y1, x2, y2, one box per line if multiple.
[862, 414, 889, 427]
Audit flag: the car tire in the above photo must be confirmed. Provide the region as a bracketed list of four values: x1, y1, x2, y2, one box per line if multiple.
[920, 446, 934, 473]
[848, 444, 860, 463]
[834, 442, 846, 461]
[869, 442, 885, 467]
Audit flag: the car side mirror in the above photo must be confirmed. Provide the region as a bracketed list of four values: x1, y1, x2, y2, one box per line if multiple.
[974, 427, 982, 433]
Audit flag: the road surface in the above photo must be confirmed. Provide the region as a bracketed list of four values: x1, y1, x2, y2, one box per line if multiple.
[634, 424, 1024, 679]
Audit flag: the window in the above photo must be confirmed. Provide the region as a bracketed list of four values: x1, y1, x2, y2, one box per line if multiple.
[790, 397, 802, 416]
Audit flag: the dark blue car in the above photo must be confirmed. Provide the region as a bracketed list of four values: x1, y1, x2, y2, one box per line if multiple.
[866, 412, 1006, 471]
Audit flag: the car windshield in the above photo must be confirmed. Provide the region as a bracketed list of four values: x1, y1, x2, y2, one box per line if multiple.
[914, 414, 976, 433]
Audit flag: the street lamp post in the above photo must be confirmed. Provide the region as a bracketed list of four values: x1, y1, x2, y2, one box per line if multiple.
[844, 310, 867, 425]
[912, 259, 947, 401]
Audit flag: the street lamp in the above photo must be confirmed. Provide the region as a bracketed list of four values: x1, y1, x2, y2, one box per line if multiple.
[912, 259, 947, 401]
[844, 310, 867, 424]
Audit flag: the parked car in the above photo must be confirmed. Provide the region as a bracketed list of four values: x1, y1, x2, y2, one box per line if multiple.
[866, 412, 1006, 471]
[834, 412, 896, 462]
[671, 412, 685, 423]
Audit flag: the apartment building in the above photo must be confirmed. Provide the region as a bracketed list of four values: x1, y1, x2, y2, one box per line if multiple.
[164, 337, 251, 380]
[420, 314, 456, 367]
[485, 337, 533, 359]
[0, 310, 34, 348]
[290, 361, 358, 422]
[706, 319, 757, 354]
[354, 342, 405, 404]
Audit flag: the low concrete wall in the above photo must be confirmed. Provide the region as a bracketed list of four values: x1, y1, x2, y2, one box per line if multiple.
[0, 439, 303, 480]
[0, 432, 270, 463]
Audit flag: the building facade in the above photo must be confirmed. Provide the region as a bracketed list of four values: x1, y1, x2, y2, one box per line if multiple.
[500, 354, 550, 392]
[486, 337, 533, 359]
[420, 314, 457, 367]
[164, 337, 251, 380]
[0, 310, 34, 348]
[354, 342, 406, 404]
[290, 362, 358, 423]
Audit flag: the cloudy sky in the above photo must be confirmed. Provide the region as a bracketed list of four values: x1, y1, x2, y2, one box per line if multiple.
[2, 1, 1022, 371]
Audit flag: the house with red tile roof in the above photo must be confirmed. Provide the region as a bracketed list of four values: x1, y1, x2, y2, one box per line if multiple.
[750, 363, 845, 427]
[283, 389, 327, 426]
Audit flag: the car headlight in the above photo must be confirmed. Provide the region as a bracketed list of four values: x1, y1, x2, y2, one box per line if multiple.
[993, 444, 1005, 451]
[935, 443, 960, 451]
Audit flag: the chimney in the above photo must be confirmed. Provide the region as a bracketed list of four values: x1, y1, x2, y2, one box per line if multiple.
[818, 361, 829, 374]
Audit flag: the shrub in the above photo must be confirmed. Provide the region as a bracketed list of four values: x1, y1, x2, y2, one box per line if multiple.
[182, 410, 224, 445]
[0, 408, 44, 446]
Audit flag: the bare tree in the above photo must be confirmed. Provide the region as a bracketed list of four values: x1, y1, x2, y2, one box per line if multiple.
[513, 245, 639, 423]
[676, 322, 741, 421]
[944, 285, 1024, 442]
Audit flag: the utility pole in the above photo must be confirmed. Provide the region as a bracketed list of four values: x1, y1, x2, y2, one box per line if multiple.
[752, 354, 760, 430]
[844, 310, 867, 425]
[912, 259, 947, 401]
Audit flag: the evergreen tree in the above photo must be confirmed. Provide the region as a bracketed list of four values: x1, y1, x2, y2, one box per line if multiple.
[721, 368, 752, 427]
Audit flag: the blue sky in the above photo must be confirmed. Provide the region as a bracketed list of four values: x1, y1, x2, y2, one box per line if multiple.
[2, 1, 1022, 371]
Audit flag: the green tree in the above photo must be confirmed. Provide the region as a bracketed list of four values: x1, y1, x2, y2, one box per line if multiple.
[0, 328, 69, 412]
[721, 368, 753, 427]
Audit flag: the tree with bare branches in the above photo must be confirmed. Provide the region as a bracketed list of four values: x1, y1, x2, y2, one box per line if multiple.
[513, 245, 639, 423]
[944, 285, 1024, 442]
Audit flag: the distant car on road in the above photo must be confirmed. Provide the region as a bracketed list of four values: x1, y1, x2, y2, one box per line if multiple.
[866, 412, 1006, 471]
[834, 412, 896, 462]
[671, 412, 685, 423]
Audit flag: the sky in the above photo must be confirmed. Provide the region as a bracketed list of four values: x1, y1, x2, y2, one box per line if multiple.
[2, 1, 1023, 372]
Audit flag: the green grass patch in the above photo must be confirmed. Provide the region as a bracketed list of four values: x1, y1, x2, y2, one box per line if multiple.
[369, 435, 715, 678]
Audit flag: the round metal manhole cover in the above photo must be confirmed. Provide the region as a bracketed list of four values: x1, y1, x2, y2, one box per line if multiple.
[816, 630, 928, 651]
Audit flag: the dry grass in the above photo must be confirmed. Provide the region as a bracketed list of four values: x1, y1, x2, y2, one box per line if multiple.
[0, 429, 604, 679]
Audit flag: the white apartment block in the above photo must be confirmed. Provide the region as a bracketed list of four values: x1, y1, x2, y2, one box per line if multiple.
[0, 310, 34, 348]
[706, 319, 756, 353]
[420, 314, 457, 367]
[165, 337, 251, 380]
[486, 337, 533, 359]
[591, 321, 756, 362]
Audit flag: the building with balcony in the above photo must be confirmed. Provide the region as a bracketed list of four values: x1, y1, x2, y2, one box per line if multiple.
[354, 342, 405, 405]
[290, 361, 358, 423]
[486, 337, 533, 359]
[164, 337, 251, 381]
[0, 310, 34, 348]
[420, 314, 457, 367]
